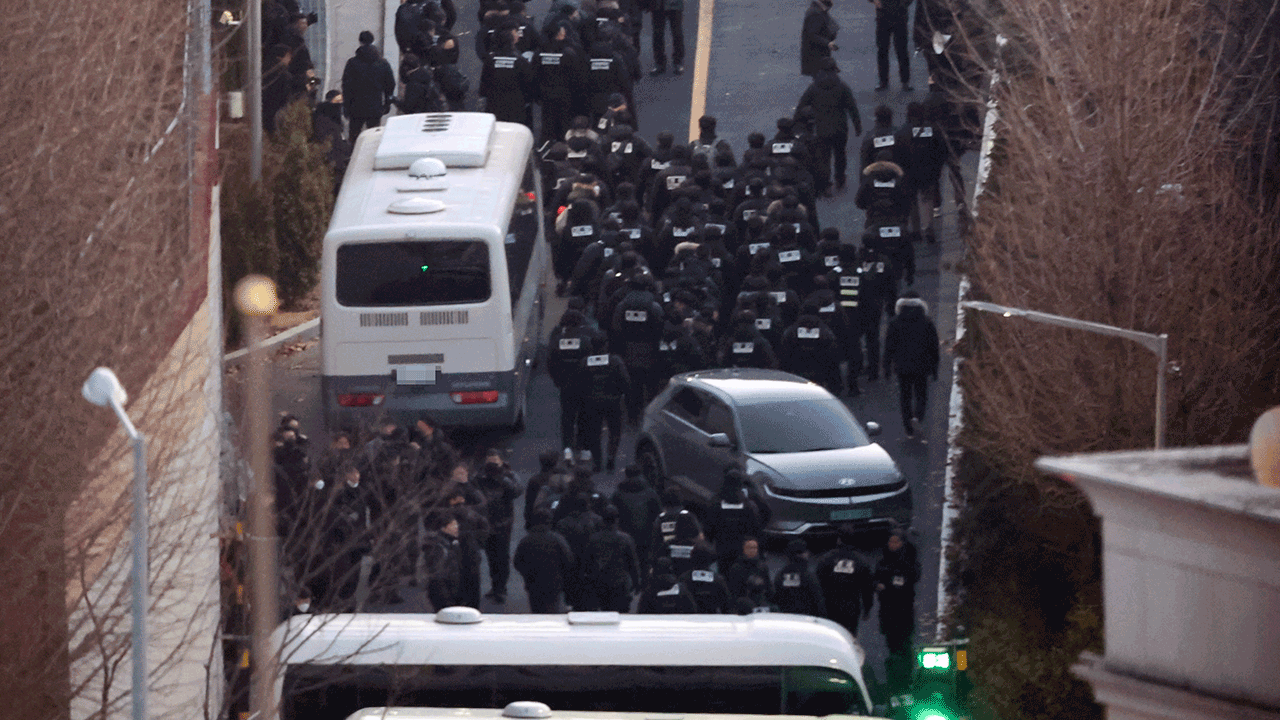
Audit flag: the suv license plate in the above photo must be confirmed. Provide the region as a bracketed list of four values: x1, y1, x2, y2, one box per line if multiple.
[830, 508, 872, 521]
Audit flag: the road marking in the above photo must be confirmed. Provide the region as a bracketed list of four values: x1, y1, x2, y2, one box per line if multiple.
[688, 0, 716, 141]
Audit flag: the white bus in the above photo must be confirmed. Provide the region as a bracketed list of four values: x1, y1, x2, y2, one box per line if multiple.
[343, 701, 881, 720]
[275, 610, 877, 720]
[321, 113, 550, 430]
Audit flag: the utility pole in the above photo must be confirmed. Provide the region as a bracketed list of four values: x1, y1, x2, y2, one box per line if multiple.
[248, 0, 262, 181]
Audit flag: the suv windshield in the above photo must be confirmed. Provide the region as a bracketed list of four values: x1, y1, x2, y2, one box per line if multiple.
[337, 240, 490, 307]
[738, 397, 869, 453]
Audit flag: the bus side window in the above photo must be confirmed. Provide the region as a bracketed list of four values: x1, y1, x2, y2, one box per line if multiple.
[783, 666, 864, 716]
[505, 160, 541, 306]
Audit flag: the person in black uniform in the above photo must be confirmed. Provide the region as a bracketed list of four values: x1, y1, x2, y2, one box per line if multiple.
[610, 465, 663, 576]
[475, 449, 523, 603]
[638, 556, 699, 612]
[704, 467, 767, 573]
[554, 491, 604, 609]
[610, 271, 666, 424]
[875, 528, 921, 690]
[773, 539, 827, 617]
[796, 58, 863, 196]
[778, 306, 842, 394]
[651, 488, 705, 575]
[421, 510, 462, 610]
[883, 290, 939, 437]
[537, 21, 589, 143]
[726, 537, 774, 610]
[479, 29, 536, 126]
[548, 309, 604, 452]
[648, 0, 685, 75]
[816, 526, 876, 637]
[576, 346, 631, 472]
[584, 504, 643, 611]
[514, 509, 576, 612]
[681, 541, 732, 613]
[872, 0, 914, 91]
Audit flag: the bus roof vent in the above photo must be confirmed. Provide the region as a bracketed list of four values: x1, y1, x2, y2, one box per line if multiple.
[503, 702, 553, 719]
[387, 196, 447, 215]
[566, 611, 621, 626]
[434, 606, 483, 624]
[374, 112, 495, 170]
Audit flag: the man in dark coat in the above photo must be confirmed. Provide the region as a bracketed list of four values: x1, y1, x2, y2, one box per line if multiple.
[725, 537, 773, 609]
[773, 539, 827, 617]
[584, 505, 642, 611]
[872, 0, 914, 91]
[610, 465, 663, 575]
[341, 31, 397, 143]
[796, 58, 863, 196]
[800, 0, 839, 77]
[882, 290, 940, 437]
[538, 21, 590, 143]
[479, 30, 537, 127]
[875, 528, 921, 689]
[475, 449, 523, 603]
[816, 526, 876, 637]
[514, 509, 576, 612]
[421, 511, 463, 610]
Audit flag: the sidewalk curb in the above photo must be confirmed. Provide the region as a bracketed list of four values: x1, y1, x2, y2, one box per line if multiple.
[223, 317, 319, 363]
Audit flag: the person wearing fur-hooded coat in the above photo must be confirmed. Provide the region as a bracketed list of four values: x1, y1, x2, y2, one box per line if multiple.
[882, 291, 939, 437]
[855, 151, 914, 226]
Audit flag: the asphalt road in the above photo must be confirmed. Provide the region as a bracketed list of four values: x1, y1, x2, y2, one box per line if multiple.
[248, 0, 977, 704]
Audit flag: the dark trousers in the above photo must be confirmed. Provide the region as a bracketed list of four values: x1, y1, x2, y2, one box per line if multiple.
[526, 583, 563, 613]
[559, 390, 585, 450]
[580, 397, 624, 469]
[847, 313, 882, 378]
[652, 8, 685, 67]
[875, 14, 910, 85]
[484, 524, 513, 594]
[896, 372, 928, 430]
[813, 131, 849, 192]
[459, 553, 482, 608]
[541, 96, 575, 144]
[348, 114, 382, 143]
[595, 582, 633, 612]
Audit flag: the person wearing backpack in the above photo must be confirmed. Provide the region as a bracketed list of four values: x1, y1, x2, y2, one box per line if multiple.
[584, 505, 642, 611]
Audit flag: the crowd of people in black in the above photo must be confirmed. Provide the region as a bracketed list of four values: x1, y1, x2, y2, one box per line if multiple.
[270, 410, 921, 652]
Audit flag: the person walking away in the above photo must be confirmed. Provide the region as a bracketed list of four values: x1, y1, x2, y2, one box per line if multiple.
[524, 450, 562, 526]
[875, 528, 921, 691]
[479, 29, 537, 127]
[554, 491, 604, 609]
[800, 0, 839, 77]
[773, 539, 827, 617]
[815, 525, 876, 638]
[648, 0, 685, 74]
[514, 509, 576, 612]
[651, 488, 705, 576]
[584, 505, 642, 611]
[475, 449, 522, 603]
[882, 290, 939, 438]
[576, 346, 630, 472]
[680, 541, 731, 613]
[611, 465, 663, 575]
[704, 467, 766, 573]
[548, 309, 604, 452]
[341, 31, 396, 143]
[796, 58, 862, 196]
[872, 0, 914, 91]
[638, 557, 698, 612]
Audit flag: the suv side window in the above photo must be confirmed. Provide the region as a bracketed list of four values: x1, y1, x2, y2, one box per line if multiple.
[700, 398, 737, 443]
[666, 387, 705, 425]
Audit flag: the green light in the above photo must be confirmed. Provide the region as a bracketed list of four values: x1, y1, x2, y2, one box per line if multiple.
[421, 265, 430, 271]
[911, 706, 955, 720]
[920, 651, 951, 670]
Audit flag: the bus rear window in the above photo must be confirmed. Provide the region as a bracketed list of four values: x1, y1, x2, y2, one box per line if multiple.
[337, 241, 490, 307]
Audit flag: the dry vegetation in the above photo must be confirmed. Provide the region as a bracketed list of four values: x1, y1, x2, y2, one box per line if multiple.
[944, 0, 1280, 717]
[0, 0, 212, 715]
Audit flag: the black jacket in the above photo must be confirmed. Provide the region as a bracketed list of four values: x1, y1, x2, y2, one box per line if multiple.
[773, 557, 828, 617]
[474, 463, 522, 529]
[883, 296, 940, 377]
[514, 524, 576, 592]
[800, 1, 838, 76]
[797, 69, 863, 137]
[585, 527, 642, 590]
[341, 44, 396, 120]
[638, 574, 699, 613]
[815, 544, 876, 624]
[611, 476, 663, 551]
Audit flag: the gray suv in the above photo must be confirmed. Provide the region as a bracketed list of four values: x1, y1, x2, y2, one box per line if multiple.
[635, 369, 911, 536]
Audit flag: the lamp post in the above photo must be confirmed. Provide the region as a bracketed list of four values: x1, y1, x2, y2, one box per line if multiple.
[959, 300, 1169, 449]
[81, 367, 149, 720]
[234, 275, 281, 720]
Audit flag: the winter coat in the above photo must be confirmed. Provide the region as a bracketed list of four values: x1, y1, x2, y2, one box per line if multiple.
[514, 524, 576, 595]
[726, 556, 774, 608]
[474, 463, 522, 529]
[816, 545, 876, 627]
[638, 574, 699, 613]
[800, 1, 839, 76]
[883, 296, 940, 377]
[341, 44, 396, 120]
[611, 476, 663, 552]
[773, 557, 828, 617]
[585, 527, 642, 592]
[797, 69, 863, 137]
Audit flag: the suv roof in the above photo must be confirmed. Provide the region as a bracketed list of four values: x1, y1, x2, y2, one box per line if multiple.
[675, 369, 833, 406]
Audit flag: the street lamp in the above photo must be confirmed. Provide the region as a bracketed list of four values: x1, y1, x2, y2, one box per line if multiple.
[81, 367, 148, 720]
[959, 300, 1169, 449]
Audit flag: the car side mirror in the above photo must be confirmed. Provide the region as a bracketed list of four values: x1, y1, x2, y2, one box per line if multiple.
[865, 421, 882, 437]
[708, 432, 734, 449]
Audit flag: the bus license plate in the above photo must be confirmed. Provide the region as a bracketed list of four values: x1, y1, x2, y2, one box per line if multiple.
[830, 508, 872, 521]
[396, 364, 436, 385]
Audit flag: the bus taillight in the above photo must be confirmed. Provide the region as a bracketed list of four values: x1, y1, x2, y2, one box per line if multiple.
[337, 393, 385, 407]
[450, 390, 499, 404]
